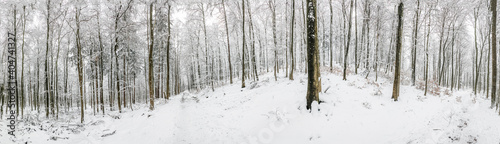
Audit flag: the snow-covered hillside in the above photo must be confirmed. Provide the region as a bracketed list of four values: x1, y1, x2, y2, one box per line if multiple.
[3, 72, 500, 144]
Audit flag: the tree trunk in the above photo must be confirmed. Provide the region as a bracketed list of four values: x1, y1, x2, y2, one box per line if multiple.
[148, 3, 155, 110]
[474, 7, 479, 95]
[411, 0, 420, 86]
[97, 7, 105, 115]
[166, 4, 171, 99]
[269, 0, 278, 81]
[241, 0, 246, 88]
[392, 2, 403, 101]
[222, 0, 233, 84]
[306, 0, 320, 110]
[45, 0, 51, 118]
[342, 0, 353, 81]
[491, 0, 497, 109]
[329, 0, 334, 72]
[21, 5, 26, 118]
[246, 0, 259, 81]
[289, 0, 295, 80]
[75, 7, 84, 123]
[375, 6, 380, 81]
[424, 5, 431, 96]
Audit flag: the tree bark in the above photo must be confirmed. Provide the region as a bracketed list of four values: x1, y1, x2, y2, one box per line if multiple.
[306, 0, 320, 110]
[491, 0, 497, 109]
[289, 0, 295, 80]
[148, 3, 155, 110]
[166, 4, 171, 99]
[45, 0, 50, 118]
[392, 2, 404, 101]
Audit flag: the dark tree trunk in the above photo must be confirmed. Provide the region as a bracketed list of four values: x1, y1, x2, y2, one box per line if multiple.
[148, 3, 155, 110]
[306, 0, 320, 110]
[491, 0, 497, 109]
[289, 0, 295, 80]
[392, 2, 404, 101]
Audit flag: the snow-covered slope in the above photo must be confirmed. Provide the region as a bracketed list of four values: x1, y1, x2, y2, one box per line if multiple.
[3, 71, 500, 144]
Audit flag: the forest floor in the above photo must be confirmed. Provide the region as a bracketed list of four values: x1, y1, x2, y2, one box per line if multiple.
[2, 67, 500, 144]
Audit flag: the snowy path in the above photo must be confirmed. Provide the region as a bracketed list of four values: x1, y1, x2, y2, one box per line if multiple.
[5, 72, 500, 144]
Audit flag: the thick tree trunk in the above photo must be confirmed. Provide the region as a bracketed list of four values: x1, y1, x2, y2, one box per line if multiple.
[392, 2, 403, 101]
[306, 0, 320, 110]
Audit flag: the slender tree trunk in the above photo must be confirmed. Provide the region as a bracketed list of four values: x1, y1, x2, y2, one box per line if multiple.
[148, 3, 155, 110]
[269, 0, 278, 81]
[411, 0, 420, 86]
[329, 0, 334, 72]
[13, 6, 19, 118]
[451, 24, 456, 91]
[342, 0, 354, 81]
[354, 0, 358, 74]
[222, 0, 233, 84]
[21, 6, 26, 118]
[364, 0, 370, 71]
[242, 0, 246, 88]
[45, 0, 50, 118]
[289, 0, 295, 80]
[97, 8, 105, 115]
[246, 0, 259, 81]
[474, 7, 479, 95]
[114, 6, 122, 113]
[374, 6, 380, 81]
[75, 7, 84, 123]
[166, 4, 171, 99]
[424, 6, 431, 96]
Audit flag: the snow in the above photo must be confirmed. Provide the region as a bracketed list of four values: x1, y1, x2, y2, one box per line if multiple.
[3, 69, 500, 144]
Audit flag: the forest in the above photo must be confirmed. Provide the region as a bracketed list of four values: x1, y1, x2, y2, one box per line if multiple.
[0, 0, 499, 143]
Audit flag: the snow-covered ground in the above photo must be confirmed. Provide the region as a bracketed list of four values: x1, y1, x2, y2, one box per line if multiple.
[3, 69, 500, 144]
